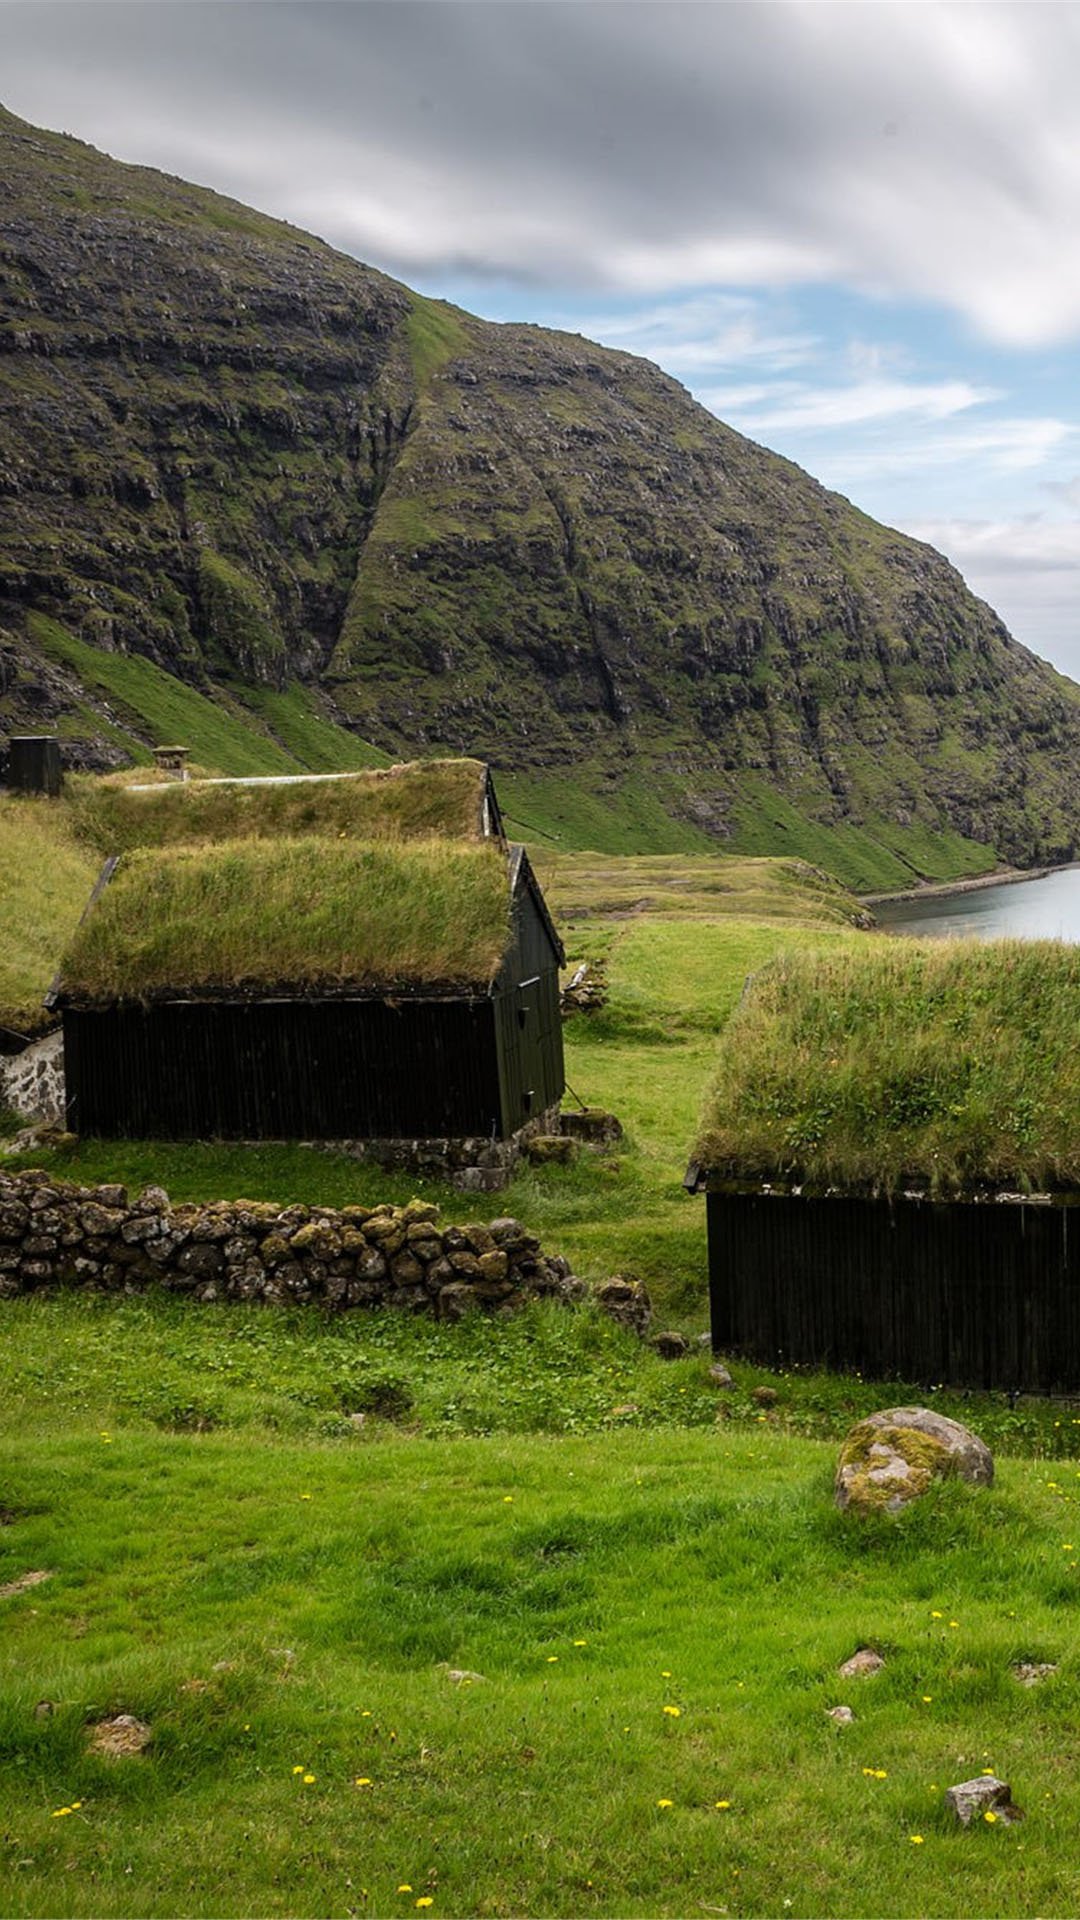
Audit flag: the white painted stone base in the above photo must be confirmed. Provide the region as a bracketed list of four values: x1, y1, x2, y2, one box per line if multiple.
[1, 1031, 65, 1125]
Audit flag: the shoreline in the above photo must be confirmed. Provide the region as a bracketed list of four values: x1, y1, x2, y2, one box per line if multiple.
[861, 859, 1080, 908]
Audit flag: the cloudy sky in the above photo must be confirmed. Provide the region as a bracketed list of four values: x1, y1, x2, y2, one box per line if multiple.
[4, 1, 1080, 675]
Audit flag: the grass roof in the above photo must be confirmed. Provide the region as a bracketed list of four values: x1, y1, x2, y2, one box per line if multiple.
[59, 837, 512, 1003]
[694, 938, 1080, 1196]
[69, 759, 492, 856]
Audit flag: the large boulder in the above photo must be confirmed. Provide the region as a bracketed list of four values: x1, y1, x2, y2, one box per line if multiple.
[835, 1406, 993, 1515]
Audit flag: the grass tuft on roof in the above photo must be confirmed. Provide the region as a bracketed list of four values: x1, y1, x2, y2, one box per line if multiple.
[59, 837, 512, 1002]
[69, 758, 491, 855]
[694, 937, 1080, 1196]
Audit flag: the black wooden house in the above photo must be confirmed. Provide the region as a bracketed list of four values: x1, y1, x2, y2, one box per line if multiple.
[52, 763, 565, 1147]
[686, 940, 1080, 1394]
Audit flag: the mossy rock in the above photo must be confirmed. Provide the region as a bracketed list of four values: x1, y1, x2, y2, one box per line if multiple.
[525, 1134, 578, 1166]
[835, 1405, 993, 1515]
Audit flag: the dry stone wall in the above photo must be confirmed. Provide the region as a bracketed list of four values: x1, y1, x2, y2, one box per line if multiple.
[0, 1170, 584, 1317]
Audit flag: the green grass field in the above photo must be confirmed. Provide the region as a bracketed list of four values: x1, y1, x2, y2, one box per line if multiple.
[4, 803, 1076, 1916]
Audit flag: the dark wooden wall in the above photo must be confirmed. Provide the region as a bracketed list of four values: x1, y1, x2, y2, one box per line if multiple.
[708, 1190, 1080, 1393]
[494, 866, 565, 1128]
[64, 999, 504, 1141]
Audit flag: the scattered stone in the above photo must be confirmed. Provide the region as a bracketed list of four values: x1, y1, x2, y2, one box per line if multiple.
[560, 963, 607, 1016]
[0, 1568, 51, 1600]
[945, 1776, 1024, 1826]
[559, 1107, 623, 1147]
[838, 1647, 885, 1679]
[524, 1134, 578, 1166]
[1012, 1661, 1058, 1687]
[651, 1330, 691, 1360]
[836, 1407, 994, 1515]
[445, 1669, 486, 1685]
[594, 1274, 652, 1338]
[827, 1705, 855, 1725]
[709, 1362, 735, 1389]
[34, 1700, 54, 1719]
[88, 1714, 152, 1758]
[751, 1385, 778, 1407]
[211, 1660, 236, 1673]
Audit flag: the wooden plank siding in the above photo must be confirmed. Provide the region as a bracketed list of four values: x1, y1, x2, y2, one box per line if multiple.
[64, 998, 503, 1141]
[493, 857, 565, 1130]
[707, 1190, 1080, 1393]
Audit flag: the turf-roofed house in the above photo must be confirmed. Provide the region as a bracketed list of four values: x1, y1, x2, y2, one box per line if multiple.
[686, 940, 1080, 1394]
[51, 760, 565, 1188]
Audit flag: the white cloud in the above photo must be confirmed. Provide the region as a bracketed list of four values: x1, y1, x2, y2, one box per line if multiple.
[565, 293, 820, 378]
[908, 512, 1080, 674]
[720, 377, 998, 435]
[7, 2, 1080, 343]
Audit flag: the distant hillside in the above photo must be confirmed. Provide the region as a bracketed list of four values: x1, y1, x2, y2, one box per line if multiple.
[3, 102, 1080, 889]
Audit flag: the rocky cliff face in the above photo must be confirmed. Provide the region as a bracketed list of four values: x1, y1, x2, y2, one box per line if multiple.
[3, 102, 1080, 878]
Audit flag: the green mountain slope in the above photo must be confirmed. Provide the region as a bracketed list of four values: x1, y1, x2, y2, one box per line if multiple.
[2, 102, 1079, 888]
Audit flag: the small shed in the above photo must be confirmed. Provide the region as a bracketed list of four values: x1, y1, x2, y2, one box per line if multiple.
[51, 761, 564, 1154]
[686, 938, 1080, 1393]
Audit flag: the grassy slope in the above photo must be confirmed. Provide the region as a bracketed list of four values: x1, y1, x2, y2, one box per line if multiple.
[497, 767, 1001, 893]
[0, 794, 99, 1035]
[3, 1410, 1080, 1918]
[20, 616, 1003, 896]
[7, 852, 1080, 1915]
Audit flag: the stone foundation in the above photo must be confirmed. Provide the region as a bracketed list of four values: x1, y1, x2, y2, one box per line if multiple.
[1, 1032, 65, 1126]
[0, 1169, 585, 1318]
[316, 1106, 563, 1193]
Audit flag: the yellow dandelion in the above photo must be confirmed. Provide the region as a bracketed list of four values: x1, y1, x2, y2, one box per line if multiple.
[355, 1777, 372, 1787]
[547, 1656, 558, 1664]
[984, 1811, 998, 1824]
[930, 1610, 943, 1619]
[661, 1670, 672, 1677]
[949, 1620, 959, 1628]
[910, 1835, 924, 1845]
[922, 1695, 933, 1703]
[1065, 1544, 1075, 1551]
[300, 1493, 313, 1501]
[71, 1802, 82, 1810]
[573, 1639, 587, 1647]
[657, 1798, 674, 1809]
[398, 1886, 413, 1894]
[303, 1773, 316, 1784]
[982, 1768, 996, 1776]
[715, 1800, 731, 1809]
[292, 1765, 305, 1775]
[51, 1807, 73, 1818]
[503, 1496, 513, 1504]
[662, 1705, 681, 1717]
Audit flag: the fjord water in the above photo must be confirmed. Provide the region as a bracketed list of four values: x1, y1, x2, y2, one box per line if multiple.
[875, 864, 1080, 941]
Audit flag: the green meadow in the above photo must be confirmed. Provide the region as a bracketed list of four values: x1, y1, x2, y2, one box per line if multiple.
[4, 811, 1079, 1917]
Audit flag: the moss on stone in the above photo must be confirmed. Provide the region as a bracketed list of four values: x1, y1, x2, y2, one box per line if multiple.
[837, 1423, 952, 1514]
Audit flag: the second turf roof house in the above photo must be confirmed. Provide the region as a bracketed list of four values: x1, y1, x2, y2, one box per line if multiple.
[686, 939, 1080, 1393]
[52, 763, 564, 1185]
